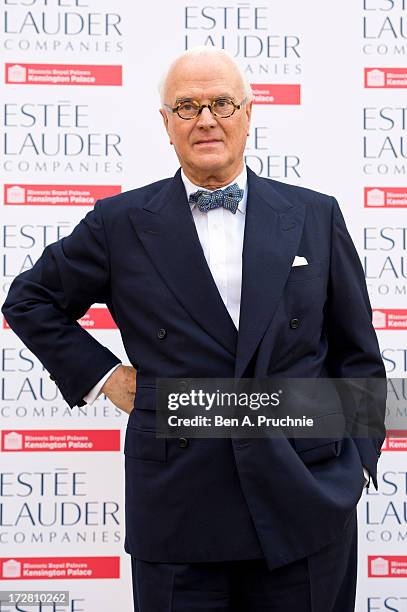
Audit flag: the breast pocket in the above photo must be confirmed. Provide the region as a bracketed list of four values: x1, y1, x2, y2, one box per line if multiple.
[286, 260, 322, 283]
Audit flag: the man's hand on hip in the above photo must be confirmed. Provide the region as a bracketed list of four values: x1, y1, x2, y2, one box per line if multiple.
[101, 365, 137, 414]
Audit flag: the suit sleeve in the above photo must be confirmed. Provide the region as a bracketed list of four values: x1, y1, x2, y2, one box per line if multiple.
[325, 197, 387, 490]
[83, 364, 122, 405]
[1, 200, 121, 409]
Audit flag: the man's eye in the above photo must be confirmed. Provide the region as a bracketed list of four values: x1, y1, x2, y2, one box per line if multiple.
[180, 103, 194, 111]
[215, 99, 229, 108]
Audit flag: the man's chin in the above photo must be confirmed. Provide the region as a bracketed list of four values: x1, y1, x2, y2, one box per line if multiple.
[189, 154, 227, 172]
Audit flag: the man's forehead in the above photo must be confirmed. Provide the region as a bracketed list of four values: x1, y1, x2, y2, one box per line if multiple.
[165, 58, 243, 100]
[174, 88, 236, 102]
[173, 55, 235, 77]
[169, 76, 242, 103]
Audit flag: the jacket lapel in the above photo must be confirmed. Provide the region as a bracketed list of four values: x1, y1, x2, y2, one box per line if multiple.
[128, 169, 238, 357]
[234, 168, 306, 378]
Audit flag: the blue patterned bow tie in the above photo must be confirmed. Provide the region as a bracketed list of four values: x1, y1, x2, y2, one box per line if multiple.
[189, 183, 244, 214]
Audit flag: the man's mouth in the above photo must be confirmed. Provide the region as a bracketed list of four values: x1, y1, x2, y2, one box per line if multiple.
[194, 139, 222, 145]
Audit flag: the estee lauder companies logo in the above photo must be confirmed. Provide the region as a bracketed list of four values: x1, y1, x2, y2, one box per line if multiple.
[183, 4, 301, 77]
[362, 469, 407, 544]
[3, 1, 123, 54]
[0, 219, 72, 295]
[0, 467, 121, 545]
[362, 0, 407, 57]
[362, 225, 407, 299]
[362, 106, 407, 177]
[2, 100, 123, 175]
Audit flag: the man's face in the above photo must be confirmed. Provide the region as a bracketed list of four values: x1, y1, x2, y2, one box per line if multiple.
[160, 55, 252, 182]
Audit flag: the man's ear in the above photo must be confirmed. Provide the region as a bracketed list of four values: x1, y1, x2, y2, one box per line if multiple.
[159, 108, 173, 144]
[159, 107, 168, 129]
[245, 100, 253, 132]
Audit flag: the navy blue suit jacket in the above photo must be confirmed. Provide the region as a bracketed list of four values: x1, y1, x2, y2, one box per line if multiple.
[2, 167, 386, 569]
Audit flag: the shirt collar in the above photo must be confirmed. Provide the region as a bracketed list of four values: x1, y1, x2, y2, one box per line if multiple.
[181, 166, 248, 215]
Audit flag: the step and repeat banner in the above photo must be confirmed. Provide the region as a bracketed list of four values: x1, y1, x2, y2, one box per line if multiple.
[0, 1, 406, 610]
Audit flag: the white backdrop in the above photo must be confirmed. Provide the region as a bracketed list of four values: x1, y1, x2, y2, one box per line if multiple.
[1, 1, 406, 610]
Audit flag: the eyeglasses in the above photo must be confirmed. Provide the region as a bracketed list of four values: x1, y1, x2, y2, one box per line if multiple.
[163, 97, 247, 120]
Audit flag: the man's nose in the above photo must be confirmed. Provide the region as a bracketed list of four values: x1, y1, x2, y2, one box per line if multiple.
[196, 106, 217, 127]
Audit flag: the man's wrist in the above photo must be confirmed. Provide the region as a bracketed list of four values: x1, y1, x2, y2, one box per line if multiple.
[83, 363, 122, 405]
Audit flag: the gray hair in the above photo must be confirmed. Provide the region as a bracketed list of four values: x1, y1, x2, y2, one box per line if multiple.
[158, 46, 253, 105]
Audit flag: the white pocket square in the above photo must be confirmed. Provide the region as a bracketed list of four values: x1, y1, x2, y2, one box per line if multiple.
[292, 256, 308, 267]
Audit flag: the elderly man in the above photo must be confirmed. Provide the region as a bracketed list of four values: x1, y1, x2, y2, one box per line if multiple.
[2, 47, 385, 611]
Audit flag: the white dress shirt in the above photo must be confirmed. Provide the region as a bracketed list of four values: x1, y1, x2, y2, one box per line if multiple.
[182, 165, 247, 330]
[82, 166, 370, 488]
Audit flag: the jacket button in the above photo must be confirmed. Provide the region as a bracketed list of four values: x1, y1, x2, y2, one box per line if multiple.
[179, 437, 189, 449]
[49, 375, 55, 381]
[157, 328, 167, 339]
[377, 450, 382, 457]
[290, 317, 300, 329]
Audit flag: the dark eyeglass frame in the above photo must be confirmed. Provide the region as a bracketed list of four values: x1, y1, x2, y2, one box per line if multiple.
[163, 97, 248, 120]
